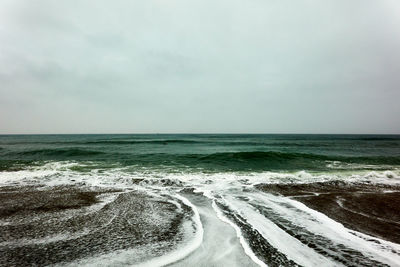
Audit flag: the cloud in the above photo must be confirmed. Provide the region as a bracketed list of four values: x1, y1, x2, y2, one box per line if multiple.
[1, 0, 400, 133]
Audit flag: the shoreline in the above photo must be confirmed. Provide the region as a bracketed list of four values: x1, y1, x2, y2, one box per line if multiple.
[256, 182, 400, 244]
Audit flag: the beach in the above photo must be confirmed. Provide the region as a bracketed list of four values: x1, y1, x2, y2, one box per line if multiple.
[0, 134, 399, 266]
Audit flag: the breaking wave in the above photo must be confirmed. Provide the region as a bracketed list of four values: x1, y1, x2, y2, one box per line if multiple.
[2, 150, 400, 172]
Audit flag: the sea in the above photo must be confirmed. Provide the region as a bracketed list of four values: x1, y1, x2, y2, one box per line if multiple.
[0, 134, 400, 266]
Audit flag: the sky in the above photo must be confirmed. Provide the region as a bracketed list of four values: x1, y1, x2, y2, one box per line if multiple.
[0, 0, 400, 134]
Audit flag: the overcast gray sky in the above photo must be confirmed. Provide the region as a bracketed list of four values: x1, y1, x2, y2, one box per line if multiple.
[1, 0, 399, 134]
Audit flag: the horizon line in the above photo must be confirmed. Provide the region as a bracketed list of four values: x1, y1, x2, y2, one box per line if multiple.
[0, 132, 399, 136]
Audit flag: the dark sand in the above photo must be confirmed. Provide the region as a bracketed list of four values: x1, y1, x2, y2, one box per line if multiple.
[0, 185, 190, 266]
[256, 181, 400, 244]
[0, 185, 110, 218]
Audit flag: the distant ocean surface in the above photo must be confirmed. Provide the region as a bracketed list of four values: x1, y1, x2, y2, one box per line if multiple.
[1, 134, 400, 266]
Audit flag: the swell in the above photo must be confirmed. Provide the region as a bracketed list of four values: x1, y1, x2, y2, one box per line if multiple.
[3, 140, 399, 148]
[196, 151, 400, 169]
[13, 148, 105, 158]
[84, 139, 201, 145]
[81, 140, 334, 147]
[0, 139, 203, 146]
[2, 150, 399, 171]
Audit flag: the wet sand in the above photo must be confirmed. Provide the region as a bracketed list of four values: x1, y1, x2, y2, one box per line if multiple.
[0, 186, 111, 218]
[2, 181, 400, 266]
[256, 181, 400, 244]
[0, 185, 190, 266]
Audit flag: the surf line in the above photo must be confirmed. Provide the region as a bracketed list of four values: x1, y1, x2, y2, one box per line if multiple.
[138, 193, 204, 267]
[211, 199, 267, 267]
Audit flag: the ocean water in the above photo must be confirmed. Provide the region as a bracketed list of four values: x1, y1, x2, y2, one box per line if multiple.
[1, 134, 400, 266]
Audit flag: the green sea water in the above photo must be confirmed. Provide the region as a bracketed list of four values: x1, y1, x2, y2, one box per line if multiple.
[0, 134, 399, 173]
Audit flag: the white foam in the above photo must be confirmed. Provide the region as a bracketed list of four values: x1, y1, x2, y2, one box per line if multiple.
[173, 197, 257, 267]
[326, 161, 395, 170]
[222, 195, 338, 267]
[211, 200, 267, 267]
[250, 192, 400, 266]
[137, 194, 204, 267]
[1, 160, 400, 190]
[63, 193, 204, 267]
[3, 161, 400, 266]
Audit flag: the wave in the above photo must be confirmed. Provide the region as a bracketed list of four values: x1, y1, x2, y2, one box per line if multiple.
[359, 137, 400, 141]
[1, 159, 399, 190]
[15, 148, 105, 158]
[3, 140, 390, 147]
[199, 151, 398, 161]
[84, 139, 202, 145]
[0, 139, 203, 146]
[2, 137, 399, 152]
[2, 150, 400, 172]
[195, 151, 400, 169]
